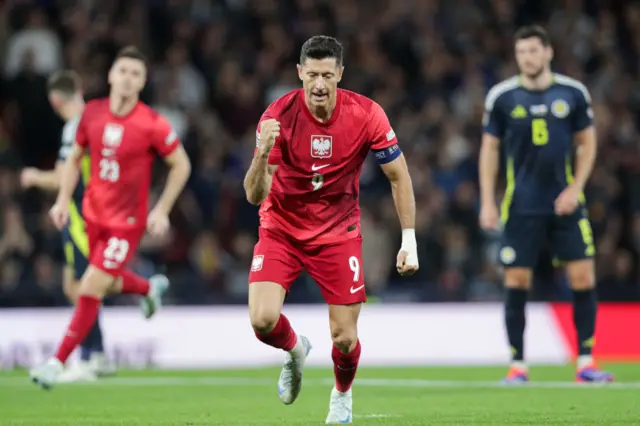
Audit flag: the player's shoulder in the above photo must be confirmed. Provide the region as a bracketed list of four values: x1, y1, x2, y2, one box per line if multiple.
[83, 98, 109, 115]
[132, 102, 172, 129]
[552, 73, 591, 102]
[338, 89, 378, 117]
[485, 76, 521, 109]
[263, 89, 304, 119]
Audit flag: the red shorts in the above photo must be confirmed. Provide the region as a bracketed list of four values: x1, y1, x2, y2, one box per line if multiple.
[86, 220, 144, 276]
[249, 228, 366, 305]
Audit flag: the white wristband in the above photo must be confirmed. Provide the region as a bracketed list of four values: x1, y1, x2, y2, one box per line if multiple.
[400, 228, 417, 252]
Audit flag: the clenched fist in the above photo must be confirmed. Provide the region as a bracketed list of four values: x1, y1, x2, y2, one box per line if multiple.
[258, 119, 280, 156]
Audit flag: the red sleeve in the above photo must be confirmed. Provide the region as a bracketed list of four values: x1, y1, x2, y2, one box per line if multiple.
[255, 111, 282, 165]
[75, 109, 90, 148]
[151, 114, 181, 157]
[368, 102, 398, 151]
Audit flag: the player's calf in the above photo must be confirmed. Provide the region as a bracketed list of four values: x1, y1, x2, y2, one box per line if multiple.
[502, 268, 531, 381]
[249, 282, 311, 404]
[565, 259, 612, 381]
[324, 304, 361, 423]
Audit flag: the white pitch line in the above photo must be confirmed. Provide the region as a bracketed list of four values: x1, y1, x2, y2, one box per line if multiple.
[355, 414, 402, 419]
[1, 377, 639, 389]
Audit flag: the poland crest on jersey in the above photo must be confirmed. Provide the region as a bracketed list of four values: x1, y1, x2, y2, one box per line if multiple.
[103, 123, 124, 148]
[311, 135, 332, 159]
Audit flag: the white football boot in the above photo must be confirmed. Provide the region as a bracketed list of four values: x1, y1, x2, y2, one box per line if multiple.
[89, 352, 117, 377]
[325, 387, 353, 424]
[277, 334, 312, 404]
[56, 361, 98, 383]
[30, 357, 64, 390]
[141, 274, 170, 319]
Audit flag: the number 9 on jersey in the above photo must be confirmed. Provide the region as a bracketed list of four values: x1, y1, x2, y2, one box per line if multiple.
[311, 173, 324, 191]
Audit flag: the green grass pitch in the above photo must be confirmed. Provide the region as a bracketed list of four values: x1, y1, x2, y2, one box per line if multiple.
[1, 364, 639, 425]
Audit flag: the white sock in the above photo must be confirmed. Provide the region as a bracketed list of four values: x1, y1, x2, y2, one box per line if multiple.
[288, 334, 305, 359]
[510, 361, 528, 371]
[577, 355, 593, 369]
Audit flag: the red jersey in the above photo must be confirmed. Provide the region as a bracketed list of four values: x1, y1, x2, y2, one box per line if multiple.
[257, 89, 398, 245]
[75, 99, 181, 229]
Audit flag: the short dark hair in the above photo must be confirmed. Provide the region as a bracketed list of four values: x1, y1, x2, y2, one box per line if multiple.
[47, 70, 82, 96]
[300, 35, 343, 66]
[514, 25, 551, 46]
[114, 45, 147, 65]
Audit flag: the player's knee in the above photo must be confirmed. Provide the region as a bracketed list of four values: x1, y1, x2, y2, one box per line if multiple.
[78, 266, 115, 298]
[331, 328, 357, 353]
[504, 268, 532, 290]
[567, 261, 595, 290]
[250, 308, 280, 334]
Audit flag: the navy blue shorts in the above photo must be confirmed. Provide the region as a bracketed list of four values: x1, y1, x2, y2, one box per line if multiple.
[62, 226, 89, 280]
[499, 209, 595, 268]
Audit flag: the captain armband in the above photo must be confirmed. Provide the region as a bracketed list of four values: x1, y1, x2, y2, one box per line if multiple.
[373, 144, 402, 164]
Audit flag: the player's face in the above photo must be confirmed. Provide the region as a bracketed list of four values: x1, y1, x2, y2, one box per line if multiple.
[297, 58, 343, 108]
[515, 37, 552, 78]
[47, 91, 68, 117]
[108, 58, 147, 97]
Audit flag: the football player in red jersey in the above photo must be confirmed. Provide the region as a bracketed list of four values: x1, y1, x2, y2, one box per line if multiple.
[30, 46, 191, 390]
[244, 36, 418, 423]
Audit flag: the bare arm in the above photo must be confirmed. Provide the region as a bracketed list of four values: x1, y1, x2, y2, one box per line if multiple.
[572, 126, 597, 190]
[154, 145, 192, 214]
[479, 133, 501, 206]
[243, 151, 278, 205]
[21, 163, 64, 191]
[55, 144, 83, 206]
[380, 153, 415, 231]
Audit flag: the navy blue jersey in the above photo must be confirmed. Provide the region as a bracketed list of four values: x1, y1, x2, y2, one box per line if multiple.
[483, 74, 593, 218]
[58, 115, 90, 257]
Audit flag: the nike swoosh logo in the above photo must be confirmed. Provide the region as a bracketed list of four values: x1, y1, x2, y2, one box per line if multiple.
[311, 164, 330, 171]
[350, 285, 365, 294]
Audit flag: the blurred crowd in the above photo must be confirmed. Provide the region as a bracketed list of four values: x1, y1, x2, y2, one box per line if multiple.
[0, 0, 639, 307]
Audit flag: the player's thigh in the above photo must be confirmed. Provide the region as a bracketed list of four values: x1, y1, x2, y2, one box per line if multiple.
[552, 210, 595, 264]
[501, 214, 547, 288]
[83, 222, 145, 280]
[304, 236, 366, 305]
[248, 229, 303, 330]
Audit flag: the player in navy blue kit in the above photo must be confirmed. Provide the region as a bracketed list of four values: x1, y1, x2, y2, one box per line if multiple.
[479, 26, 613, 383]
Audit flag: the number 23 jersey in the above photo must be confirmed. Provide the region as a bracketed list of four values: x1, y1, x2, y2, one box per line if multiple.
[76, 99, 181, 229]
[257, 88, 398, 245]
[483, 74, 593, 215]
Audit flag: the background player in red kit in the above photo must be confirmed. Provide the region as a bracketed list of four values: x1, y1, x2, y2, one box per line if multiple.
[244, 36, 418, 424]
[30, 46, 192, 389]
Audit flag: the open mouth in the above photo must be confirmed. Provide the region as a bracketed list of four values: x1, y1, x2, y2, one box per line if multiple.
[311, 93, 328, 101]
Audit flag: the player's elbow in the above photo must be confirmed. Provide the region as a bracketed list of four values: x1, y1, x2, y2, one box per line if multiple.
[181, 156, 192, 177]
[386, 168, 412, 188]
[245, 188, 266, 205]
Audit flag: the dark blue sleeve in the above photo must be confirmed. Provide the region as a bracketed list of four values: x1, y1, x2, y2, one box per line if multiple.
[483, 92, 505, 138]
[572, 87, 593, 133]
